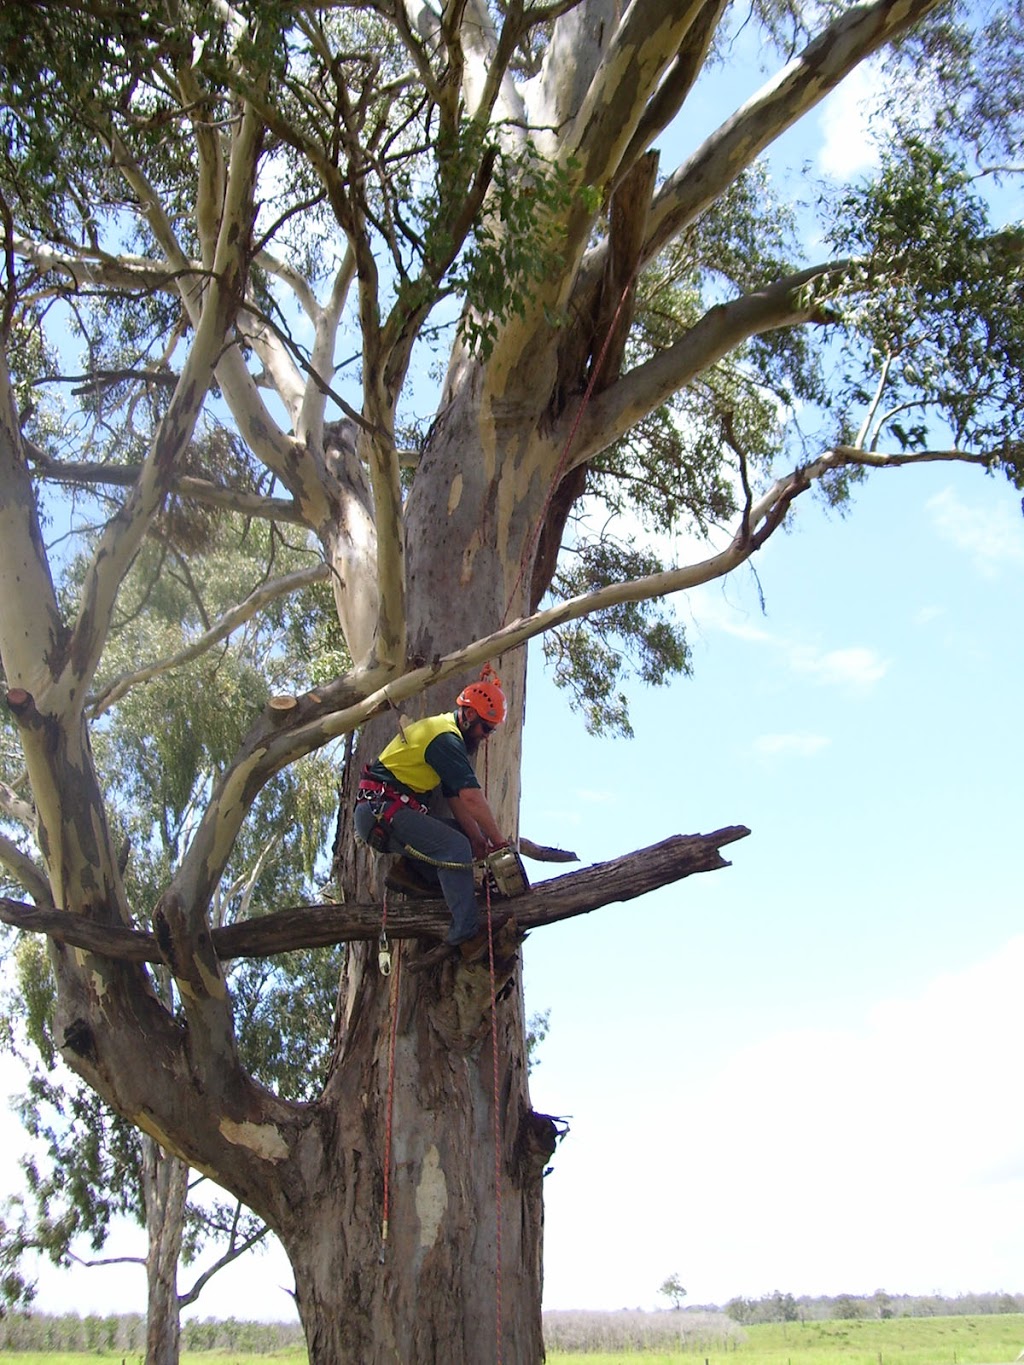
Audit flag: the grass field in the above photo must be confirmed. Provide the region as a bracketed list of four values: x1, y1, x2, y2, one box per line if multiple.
[0, 1356, 308, 1365]
[0, 1314, 1020, 1363]
[0, 1357, 308, 1365]
[545, 1313, 1024, 1364]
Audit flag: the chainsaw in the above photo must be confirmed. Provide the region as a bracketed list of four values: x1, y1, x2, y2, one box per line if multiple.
[480, 846, 530, 899]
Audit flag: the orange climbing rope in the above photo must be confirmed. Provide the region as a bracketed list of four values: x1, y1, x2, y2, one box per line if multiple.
[480, 743, 506, 1361]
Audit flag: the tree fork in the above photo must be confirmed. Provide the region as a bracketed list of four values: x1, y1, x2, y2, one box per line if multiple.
[0, 827, 750, 963]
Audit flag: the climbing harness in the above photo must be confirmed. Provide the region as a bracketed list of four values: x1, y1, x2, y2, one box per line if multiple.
[357, 769, 426, 852]
[358, 767, 531, 893]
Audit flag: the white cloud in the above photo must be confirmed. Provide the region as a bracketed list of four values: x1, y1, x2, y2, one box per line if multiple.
[541, 935, 1024, 1311]
[753, 732, 831, 758]
[662, 935, 1024, 1300]
[927, 487, 1024, 578]
[687, 586, 889, 693]
[788, 643, 888, 691]
[817, 62, 885, 179]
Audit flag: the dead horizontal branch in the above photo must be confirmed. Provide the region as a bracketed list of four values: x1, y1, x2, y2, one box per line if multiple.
[0, 828, 749, 964]
[519, 836, 579, 863]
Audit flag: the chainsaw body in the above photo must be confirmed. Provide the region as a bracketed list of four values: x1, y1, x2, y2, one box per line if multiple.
[482, 847, 530, 898]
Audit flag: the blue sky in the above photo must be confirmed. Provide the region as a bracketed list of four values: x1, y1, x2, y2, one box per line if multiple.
[523, 455, 1024, 1310]
[2, 21, 1023, 1327]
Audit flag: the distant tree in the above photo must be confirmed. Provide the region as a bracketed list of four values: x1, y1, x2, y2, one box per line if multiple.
[873, 1289, 895, 1319]
[724, 1296, 756, 1324]
[832, 1294, 866, 1320]
[771, 1290, 800, 1322]
[525, 1009, 551, 1074]
[724, 1290, 799, 1323]
[659, 1272, 687, 1310]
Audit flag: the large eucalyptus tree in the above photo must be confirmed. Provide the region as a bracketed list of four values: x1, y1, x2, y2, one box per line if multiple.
[2, 519, 342, 1364]
[0, 0, 1020, 1359]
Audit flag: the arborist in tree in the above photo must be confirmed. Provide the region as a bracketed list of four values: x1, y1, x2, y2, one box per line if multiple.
[354, 668, 512, 961]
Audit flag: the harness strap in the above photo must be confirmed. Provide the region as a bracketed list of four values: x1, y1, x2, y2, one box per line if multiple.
[357, 768, 426, 823]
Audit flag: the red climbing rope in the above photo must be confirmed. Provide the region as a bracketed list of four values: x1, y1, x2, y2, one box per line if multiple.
[485, 880, 504, 1365]
[479, 747, 505, 1361]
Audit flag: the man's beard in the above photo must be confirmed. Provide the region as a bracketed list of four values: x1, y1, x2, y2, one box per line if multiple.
[463, 730, 481, 757]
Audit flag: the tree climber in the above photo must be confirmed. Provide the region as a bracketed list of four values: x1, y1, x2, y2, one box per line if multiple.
[354, 669, 512, 961]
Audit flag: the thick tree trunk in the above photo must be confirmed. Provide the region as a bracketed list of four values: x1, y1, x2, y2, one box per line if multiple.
[281, 383, 554, 1363]
[277, 934, 556, 1363]
[143, 1138, 188, 1365]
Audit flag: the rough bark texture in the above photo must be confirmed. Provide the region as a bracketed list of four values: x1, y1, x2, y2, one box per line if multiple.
[300, 403, 552, 1361]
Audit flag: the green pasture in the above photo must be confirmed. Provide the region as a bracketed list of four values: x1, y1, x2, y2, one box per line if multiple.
[0, 1314, 1022, 1363]
[547, 1312, 1024, 1363]
[0, 1356, 307, 1365]
[0, 1357, 308, 1365]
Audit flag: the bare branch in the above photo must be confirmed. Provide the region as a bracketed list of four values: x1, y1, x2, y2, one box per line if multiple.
[566, 0, 717, 192]
[0, 896, 150, 956]
[856, 350, 894, 449]
[28, 446, 307, 523]
[644, 0, 945, 262]
[0, 779, 35, 831]
[0, 834, 50, 905]
[0, 355, 66, 690]
[519, 836, 578, 862]
[178, 1224, 270, 1308]
[64, 106, 268, 700]
[569, 259, 842, 466]
[89, 563, 331, 717]
[612, 0, 727, 186]
[0, 829, 748, 960]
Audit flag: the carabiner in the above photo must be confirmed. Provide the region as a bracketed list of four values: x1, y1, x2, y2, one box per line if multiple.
[378, 930, 392, 977]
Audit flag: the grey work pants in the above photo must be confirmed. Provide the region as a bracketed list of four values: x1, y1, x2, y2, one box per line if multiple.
[354, 801, 481, 944]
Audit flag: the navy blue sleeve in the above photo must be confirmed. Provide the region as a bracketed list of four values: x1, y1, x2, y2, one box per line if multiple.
[423, 731, 480, 798]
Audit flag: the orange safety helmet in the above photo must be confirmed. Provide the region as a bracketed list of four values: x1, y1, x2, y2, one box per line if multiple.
[457, 666, 506, 726]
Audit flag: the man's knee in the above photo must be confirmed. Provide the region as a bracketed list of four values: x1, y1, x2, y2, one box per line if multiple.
[354, 802, 382, 849]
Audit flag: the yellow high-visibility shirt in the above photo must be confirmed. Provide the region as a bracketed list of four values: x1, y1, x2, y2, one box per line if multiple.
[372, 712, 480, 796]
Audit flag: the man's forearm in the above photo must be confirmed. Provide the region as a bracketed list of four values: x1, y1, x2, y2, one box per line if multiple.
[450, 788, 506, 849]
